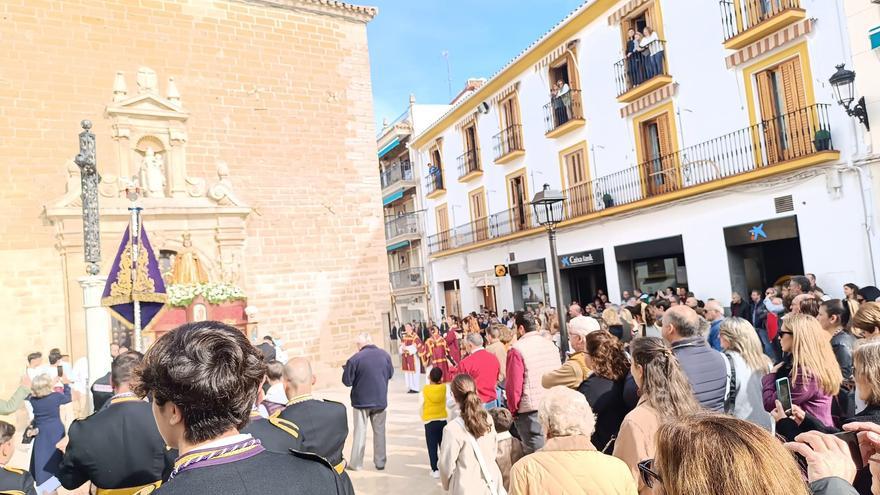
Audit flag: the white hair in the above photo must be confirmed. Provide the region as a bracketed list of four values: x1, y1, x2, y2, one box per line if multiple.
[539, 386, 595, 438]
[568, 316, 601, 338]
[466, 333, 483, 347]
[355, 333, 372, 346]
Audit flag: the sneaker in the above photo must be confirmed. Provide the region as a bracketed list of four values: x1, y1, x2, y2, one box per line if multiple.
[431, 470, 439, 479]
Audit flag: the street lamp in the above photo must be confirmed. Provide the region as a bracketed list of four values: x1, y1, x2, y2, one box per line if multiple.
[531, 183, 568, 361]
[829, 64, 870, 131]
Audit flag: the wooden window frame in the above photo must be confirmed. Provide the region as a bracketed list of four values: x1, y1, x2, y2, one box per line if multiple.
[558, 141, 591, 218]
[632, 101, 680, 198]
[505, 167, 531, 230]
[468, 186, 489, 241]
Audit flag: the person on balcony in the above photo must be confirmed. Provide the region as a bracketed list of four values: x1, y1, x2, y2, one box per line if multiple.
[625, 28, 638, 89]
[641, 26, 663, 80]
[631, 31, 647, 85]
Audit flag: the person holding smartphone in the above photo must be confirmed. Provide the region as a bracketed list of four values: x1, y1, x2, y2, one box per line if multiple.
[762, 314, 843, 428]
[772, 340, 880, 493]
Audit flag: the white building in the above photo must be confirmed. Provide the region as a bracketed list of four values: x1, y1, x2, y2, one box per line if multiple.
[377, 97, 450, 328]
[411, 0, 880, 316]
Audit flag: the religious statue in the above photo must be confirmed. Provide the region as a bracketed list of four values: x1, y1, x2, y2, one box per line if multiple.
[139, 147, 166, 198]
[170, 233, 209, 285]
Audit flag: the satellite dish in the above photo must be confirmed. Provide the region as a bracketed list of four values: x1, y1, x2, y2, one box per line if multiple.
[477, 101, 490, 114]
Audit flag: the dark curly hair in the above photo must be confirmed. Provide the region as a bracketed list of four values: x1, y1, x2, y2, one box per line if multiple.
[584, 330, 630, 381]
[134, 321, 266, 444]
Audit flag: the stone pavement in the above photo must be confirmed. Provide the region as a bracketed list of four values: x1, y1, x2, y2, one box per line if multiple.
[9, 373, 444, 495]
[322, 374, 445, 495]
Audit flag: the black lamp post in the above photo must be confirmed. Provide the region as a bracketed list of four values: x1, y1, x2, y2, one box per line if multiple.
[531, 184, 568, 361]
[829, 64, 870, 131]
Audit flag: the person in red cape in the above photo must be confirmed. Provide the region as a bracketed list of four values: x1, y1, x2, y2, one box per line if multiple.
[399, 324, 423, 393]
[444, 317, 462, 366]
[420, 326, 452, 382]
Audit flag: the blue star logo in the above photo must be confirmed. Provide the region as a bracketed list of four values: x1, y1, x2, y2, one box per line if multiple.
[749, 223, 767, 241]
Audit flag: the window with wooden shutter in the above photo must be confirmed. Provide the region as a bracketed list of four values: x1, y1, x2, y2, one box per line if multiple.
[436, 204, 450, 250]
[640, 112, 678, 197]
[756, 70, 782, 165]
[469, 189, 488, 241]
[563, 148, 591, 217]
[779, 57, 809, 158]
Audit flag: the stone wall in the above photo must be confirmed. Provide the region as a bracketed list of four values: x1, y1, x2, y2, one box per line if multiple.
[0, 0, 389, 395]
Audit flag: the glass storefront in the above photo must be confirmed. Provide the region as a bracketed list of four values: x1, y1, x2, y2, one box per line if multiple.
[510, 259, 549, 311]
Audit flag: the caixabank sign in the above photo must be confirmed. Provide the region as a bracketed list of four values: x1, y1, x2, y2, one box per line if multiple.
[559, 249, 604, 269]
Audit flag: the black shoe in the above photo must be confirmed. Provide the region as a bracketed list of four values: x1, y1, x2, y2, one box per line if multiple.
[407, 390, 418, 394]
[376, 465, 385, 471]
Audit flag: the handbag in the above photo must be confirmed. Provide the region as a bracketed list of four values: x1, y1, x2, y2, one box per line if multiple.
[22, 422, 38, 445]
[723, 352, 738, 414]
[455, 418, 506, 495]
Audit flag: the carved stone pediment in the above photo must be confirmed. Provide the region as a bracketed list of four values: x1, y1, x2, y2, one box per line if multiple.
[105, 92, 189, 121]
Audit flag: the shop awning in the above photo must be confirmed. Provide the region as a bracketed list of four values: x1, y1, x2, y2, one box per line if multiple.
[387, 240, 410, 252]
[383, 189, 404, 205]
[378, 137, 401, 158]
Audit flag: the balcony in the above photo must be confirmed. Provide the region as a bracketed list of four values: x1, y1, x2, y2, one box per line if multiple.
[428, 205, 537, 254]
[614, 40, 672, 103]
[543, 90, 585, 138]
[457, 149, 482, 182]
[424, 170, 445, 199]
[380, 159, 415, 194]
[429, 104, 838, 255]
[719, 0, 805, 49]
[493, 125, 525, 164]
[385, 212, 422, 250]
[390, 267, 424, 291]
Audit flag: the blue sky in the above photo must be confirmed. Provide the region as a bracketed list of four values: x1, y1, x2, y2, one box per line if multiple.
[367, 1, 584, 127]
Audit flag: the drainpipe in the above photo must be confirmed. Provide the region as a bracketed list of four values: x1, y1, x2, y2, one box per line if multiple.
[839, 159, 879, 286]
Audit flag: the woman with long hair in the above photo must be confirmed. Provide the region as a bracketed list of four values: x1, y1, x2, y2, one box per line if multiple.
[580, 331, 635, 452]
[438, 374, 501, 494]
[643, 413, 811, 495]
[613, 337, 700, 494]
[601, 308, 624, 341]
[818, 299, 857, 422]
[762, 314, 842, 428]
[718, 317, 773, 430]
[844, 283, 860, 323]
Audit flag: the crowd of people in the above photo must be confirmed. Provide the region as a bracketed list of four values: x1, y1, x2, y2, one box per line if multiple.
[395, 273, 880, 494]
[2, 273, 880, 494]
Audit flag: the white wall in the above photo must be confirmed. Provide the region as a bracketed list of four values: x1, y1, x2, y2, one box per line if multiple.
[413, 0, 874, 313]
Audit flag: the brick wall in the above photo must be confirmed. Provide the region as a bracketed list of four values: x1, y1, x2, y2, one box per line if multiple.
[0, 0, 389, 394]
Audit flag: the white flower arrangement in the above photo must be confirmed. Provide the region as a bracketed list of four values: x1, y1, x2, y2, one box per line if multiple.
[167, 283, 246, 307]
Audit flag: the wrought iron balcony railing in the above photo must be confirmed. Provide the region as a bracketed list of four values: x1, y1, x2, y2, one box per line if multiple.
[390, 267, 424, 290]
[385, 212, 422, 240]
[613, 39, 668, 97]
[424, 169, 444, 195]
[380, 159, 413, 189]
[429, 104, 834, 254]
[457, 149, 481, 179]
[719, 0, 801, 42]
[493, 124, 524, 160]
[543, 89, 584, 134]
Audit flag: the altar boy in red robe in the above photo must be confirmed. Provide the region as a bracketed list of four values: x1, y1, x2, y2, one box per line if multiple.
[399, 324, 422, 393]
[420, 326, 451, 383]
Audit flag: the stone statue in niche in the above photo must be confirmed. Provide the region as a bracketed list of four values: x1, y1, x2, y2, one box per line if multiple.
[140, 147, 166, 197]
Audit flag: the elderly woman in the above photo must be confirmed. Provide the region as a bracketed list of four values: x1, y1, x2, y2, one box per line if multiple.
[508, 386, 637, 494]
[541, 316, 600, 389]
[28, 373, 71, 495]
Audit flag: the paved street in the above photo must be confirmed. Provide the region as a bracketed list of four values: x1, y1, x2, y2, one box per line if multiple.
[322, 374, 445, 495]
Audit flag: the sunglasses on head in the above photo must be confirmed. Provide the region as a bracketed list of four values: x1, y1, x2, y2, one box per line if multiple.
[638, 459, 661, 488]
[779, 330, 793, 336]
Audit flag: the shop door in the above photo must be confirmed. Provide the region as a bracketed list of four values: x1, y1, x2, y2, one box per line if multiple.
[481, 286, 497, 314]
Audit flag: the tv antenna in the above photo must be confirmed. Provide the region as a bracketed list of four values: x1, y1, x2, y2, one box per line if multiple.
[442, 50, 452, 100]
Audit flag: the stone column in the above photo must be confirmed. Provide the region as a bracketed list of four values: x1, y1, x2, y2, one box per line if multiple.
[78, 275, 112, 409]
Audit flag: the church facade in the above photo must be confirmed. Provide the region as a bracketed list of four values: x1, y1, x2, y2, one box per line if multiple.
[0, 0, 387, 391]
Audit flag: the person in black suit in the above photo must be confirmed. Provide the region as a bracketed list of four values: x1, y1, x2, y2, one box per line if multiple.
[0, 421, 37, 495]
[132, 321, 343, 495]
[247, 357, 354, 495]
[90, 371, 113, 412]
[59, 351, 173, 493]
[256, 336, 276, 363]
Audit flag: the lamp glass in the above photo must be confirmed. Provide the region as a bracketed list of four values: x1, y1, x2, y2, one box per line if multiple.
[829, 65, 856, 107]
[531, 184, 565, 226]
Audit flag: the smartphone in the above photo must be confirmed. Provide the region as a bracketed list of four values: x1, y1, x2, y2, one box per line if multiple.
[834, 431, 863, 467]
[776, 377, 793, 414]
[56, 365, 64, 377]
